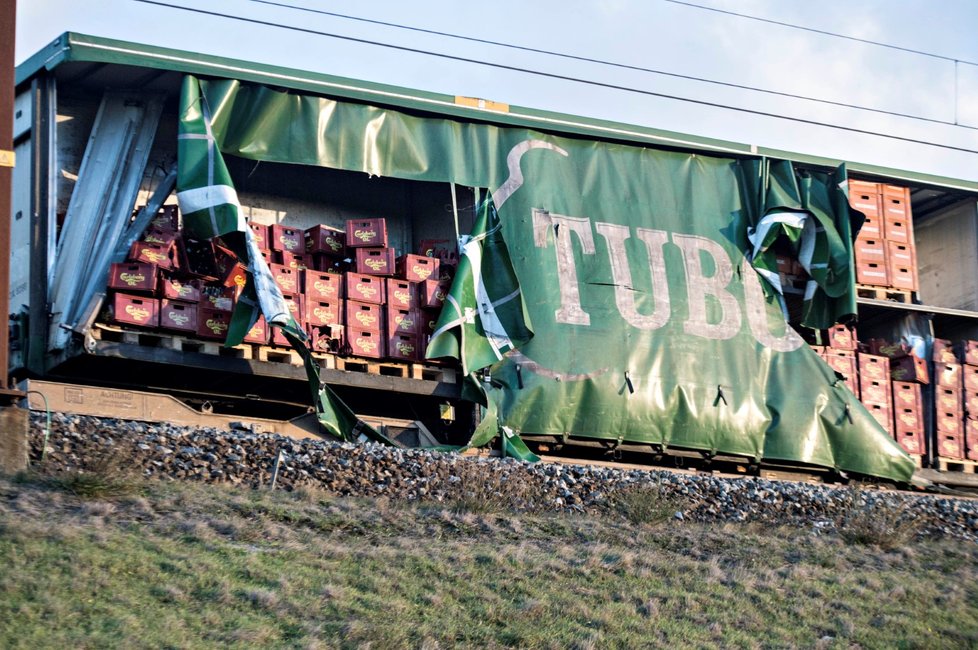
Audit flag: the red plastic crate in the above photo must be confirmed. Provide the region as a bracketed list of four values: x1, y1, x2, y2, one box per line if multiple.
[421, 308, 440, 337]
[275, 251, 311, 271]
[966, 420, 978, 461]
[305, 271, 344, 301]
[159, 276, 200, 303]
[936, 386, 964, 416]
[200, 286, 235, 312]
[270, 263, 301, 295]
[244, 316, 269, 345]
[894, 429, 924, 456]
[938, 433, 964, 460]
[159, 300, 197, 333]
[854, 238, 886, 265]
[270, 224, 303, 253]
[108, 262, 158, 293]
[891, 382, 922, 412]
[848, 180, 881, 219]
[420, 279, 450, 309]
[387, 333, 421, 362]
[197, 307, 231, 340]
[346, 301, 384, 333]
[963, 365, 978, 393]
[386, 306, 421, 336]
[882, 184, 911, 223]
[396, 254, 439, 282]
[857, 353, 890, 383]
[111, 293, 159, 328]
[355, 247, 396, 276]
[826, 324, 857, 350]
[345, 272, 385, 305]
[936, 410, 963, 435]
[305, 225, 346, 255]
[309, 325, 343, 354]
[855, 260, 888, 287]
[248, 222, 270, 250]
[128, 241, 175, 270]
[346, 218, 388, 248]
[386, 279, 417, 309]
[347, 327, 384, 358]
[306, 299, 343, 329]
[933, 338, 957, 363]
[858, 378, 890, 407]
[149, 204, 180, 232]
[865, 402, 892, 435]
[935, 362, 962, 390]
[889, 354, 928, 384]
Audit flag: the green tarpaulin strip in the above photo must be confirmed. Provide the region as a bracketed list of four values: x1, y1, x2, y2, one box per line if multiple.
[177, 75, 913, 482]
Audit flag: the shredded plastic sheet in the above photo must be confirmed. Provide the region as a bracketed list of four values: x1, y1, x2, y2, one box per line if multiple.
[175, 74, 914, 481]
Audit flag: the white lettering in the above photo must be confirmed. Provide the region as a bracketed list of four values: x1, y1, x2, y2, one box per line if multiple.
[533, 209, 594, 325]
[672, 234, 742, 340]
[595, 222, 671, 330]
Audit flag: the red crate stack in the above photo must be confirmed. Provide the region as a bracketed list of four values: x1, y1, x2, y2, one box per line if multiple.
[959, 339, 978, 461]
[857, 353, 892, 434]
[891, 382, 924, 456]
[848, 181, 918, 294]
[935, 344, 965, 459]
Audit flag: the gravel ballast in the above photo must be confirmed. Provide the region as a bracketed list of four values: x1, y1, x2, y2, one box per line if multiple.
[26, 412, 978, 542]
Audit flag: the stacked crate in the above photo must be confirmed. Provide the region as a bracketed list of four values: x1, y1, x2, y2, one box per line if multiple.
[107, 205, 246, 340]
[954, 340, 978, 462]
[819, 324, 859, 397]
[848, 181, 918, 293]
[870, 339, 927, 457]
[933, 339, 965, 460]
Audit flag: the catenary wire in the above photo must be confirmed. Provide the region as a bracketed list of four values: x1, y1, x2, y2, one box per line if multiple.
[130, 0, 978, 154]
[663, 0, 978, 66]
[238, 0, 976, 131]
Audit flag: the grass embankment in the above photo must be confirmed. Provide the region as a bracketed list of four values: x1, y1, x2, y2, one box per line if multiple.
[0, 469, 976, 649]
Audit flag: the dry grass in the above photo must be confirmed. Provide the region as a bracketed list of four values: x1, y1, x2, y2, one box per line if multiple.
[834, 485, 924, 550]
[1, 473, 976, 648]
[437, 460, 539, 515]
[605, 482, 685, 526]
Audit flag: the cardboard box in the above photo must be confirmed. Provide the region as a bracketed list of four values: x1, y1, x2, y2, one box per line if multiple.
[386, 279, 417, 310]
[345, 272, 385, 304]
[387, 306, 421, 336]
[346, 218, 388, 248]
[197, 307, 231, 340]
[857, 353, 890, 383]
[387, 333, 420, 362]
[111, 293, 159, 328]
[270, 224, 303, 253]
[355, 247, 396, 276]
[827, 324, 856, 350]
[243, 316, 269, 345]
[269, 263, 301, 295]
[305, 225, 346, 255]
[305, 270, 344, 301]
[108, 262, 158, 293]
[159, 300, 197, 333]
[347, 327, 384, 358]
[346, 300, 384, 332]
[306, 299, 343, 329]
[248, 222, 269, 250]
[397, 254, 439, 282]
[935, 362, 962, 390]
[159, 276, 200, 303]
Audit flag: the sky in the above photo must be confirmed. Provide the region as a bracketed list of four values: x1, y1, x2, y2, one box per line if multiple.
[13, 0, 978, 183]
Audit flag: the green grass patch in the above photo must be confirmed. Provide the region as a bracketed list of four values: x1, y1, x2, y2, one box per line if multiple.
[0, 476, 976, 648]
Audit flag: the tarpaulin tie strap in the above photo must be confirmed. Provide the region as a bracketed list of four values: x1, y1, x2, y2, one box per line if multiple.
[844, 403, 854, 424]
[624, 371, 634, 395]
[714, 385, 727, 406]
[515, 364, 524, 389]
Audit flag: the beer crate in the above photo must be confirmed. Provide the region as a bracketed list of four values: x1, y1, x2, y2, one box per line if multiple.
[346, 218, 388, 248]
[269, 224, 303, 253]
[108, 262, 158, 294]
[159, 300, 197, 333]
[345, 272, 386, 304]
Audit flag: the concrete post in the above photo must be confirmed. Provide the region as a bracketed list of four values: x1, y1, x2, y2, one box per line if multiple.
[0, 406, 29, 474]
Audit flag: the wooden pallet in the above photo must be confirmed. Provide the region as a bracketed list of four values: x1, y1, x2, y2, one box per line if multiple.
[94, 324, 253, 359]
[936, 457, 978, 474]
[907, 454, 923, 469]
[318, 354, 457, 383]
[254, 345, 303, 366]
[856, 285, 914, 303]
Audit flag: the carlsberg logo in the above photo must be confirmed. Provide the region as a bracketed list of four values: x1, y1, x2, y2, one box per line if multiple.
[119, 272, 145, 286]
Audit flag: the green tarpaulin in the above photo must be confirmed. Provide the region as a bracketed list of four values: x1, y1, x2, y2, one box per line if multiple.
[176, 75, 914, 482]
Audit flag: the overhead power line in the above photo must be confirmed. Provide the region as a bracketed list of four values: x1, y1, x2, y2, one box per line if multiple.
[663, 0, 978, 67]
[239, 0, 974, 131]
[130, 0, 978, 155]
